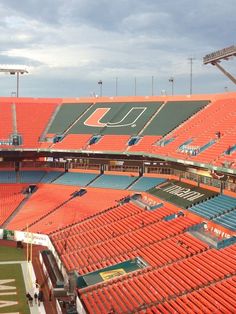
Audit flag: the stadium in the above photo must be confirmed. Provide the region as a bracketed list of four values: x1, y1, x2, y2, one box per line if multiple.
[0, 48, 236, 314]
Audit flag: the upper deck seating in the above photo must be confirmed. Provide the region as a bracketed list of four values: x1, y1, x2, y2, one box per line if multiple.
[50, 134, 92, 150]
[86, 135, 130, 152]
[142, 100, 208, 136]
[127, 135, 162, 153]
[0, 102, 13, 140]
[67, 101, 163, 136]
[150, 98, 236, 165]
[47, 103, 94, 135]
[15, 100, 58, 148]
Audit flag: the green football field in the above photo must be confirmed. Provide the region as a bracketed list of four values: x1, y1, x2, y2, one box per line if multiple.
[0, 246, 30, 314]
[0, 245, 26, 262]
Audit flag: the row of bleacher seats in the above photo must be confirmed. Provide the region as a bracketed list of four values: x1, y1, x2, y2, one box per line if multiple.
[2, 170, 236, 226]
[0, 102, 13, 140]
[213, 210, 236, 231]
[53, 172, 98, 186]
[89, 174, 138, 190]
[153, 273, 236, 314]
[0, 170, 63, 183]
[15, 101, 58, 148]
[149, 98, 236, 166]
[0, 171, 165, 191]
[128, 177, 167, 191]
[0, 184, 27, 226]
[2, 170, 236, 232]
[0, 171, 16, 183]
[188, 194, 236, 219]
[79, 243, 236, 313]
[6, 185, 128, 233]
[51, 199, 195, 274]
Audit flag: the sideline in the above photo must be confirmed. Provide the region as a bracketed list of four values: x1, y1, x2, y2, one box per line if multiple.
[0, 261, 46, 314]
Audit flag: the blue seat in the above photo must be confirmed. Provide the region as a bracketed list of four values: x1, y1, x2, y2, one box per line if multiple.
[18, 171, 46, 183]
[0, 171, 16, 183]
[129, 177, 166, 191]
[188, 194, 236, 220]
[53, 172, 98, 186]
[89, 174, 138, 190]
[40, 171, 64, 183]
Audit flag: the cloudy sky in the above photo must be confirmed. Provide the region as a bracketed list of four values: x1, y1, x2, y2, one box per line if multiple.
[0, 0, 235, 98]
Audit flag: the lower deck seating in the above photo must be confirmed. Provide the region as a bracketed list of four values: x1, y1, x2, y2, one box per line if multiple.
[213, 210, 236, 231]
[188, 194, 236, 220]
[0, 184, 27, 226]
[52, 201, 195, 274]
[7, 185, 128, 233]
[79, 243, 236, 313]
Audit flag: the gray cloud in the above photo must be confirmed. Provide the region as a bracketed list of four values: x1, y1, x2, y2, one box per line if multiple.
[0, 0, 235, 97]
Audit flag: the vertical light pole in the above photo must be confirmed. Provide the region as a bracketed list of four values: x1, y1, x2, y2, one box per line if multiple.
[151, 76, 154, 96]
[188, 57, 195, 95]
[115, 77, 118, 96]
[0, 68, 28, 97]
[169, 77, 174, 95]
[98, 80, 103, 97]
[16, 72, 20, 97]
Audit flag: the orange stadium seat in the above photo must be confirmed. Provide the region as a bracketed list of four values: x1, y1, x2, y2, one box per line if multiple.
[15, 100, 58, 148]
[0, 184, 27, 225]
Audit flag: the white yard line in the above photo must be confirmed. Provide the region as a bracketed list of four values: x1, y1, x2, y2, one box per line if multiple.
[0, 261, 46, 314]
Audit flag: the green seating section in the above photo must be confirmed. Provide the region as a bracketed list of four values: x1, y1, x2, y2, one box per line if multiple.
[48, 103, 93, 134]
[64, 101, 163, 135]
[142, 100, 209, 136]
[148, 180, 218, 209]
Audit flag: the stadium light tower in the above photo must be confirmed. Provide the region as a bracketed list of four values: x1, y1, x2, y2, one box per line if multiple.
[0, 68, 28, 97]
[203, 45, 236, 85]
[169, 77, 174, 95]
[188, 57, 195, 95]
[98, 80, 103, 96]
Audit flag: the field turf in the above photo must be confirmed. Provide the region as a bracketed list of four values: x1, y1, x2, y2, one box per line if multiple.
[0, 245, 26, 262]
[0, 245, 30, 314]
